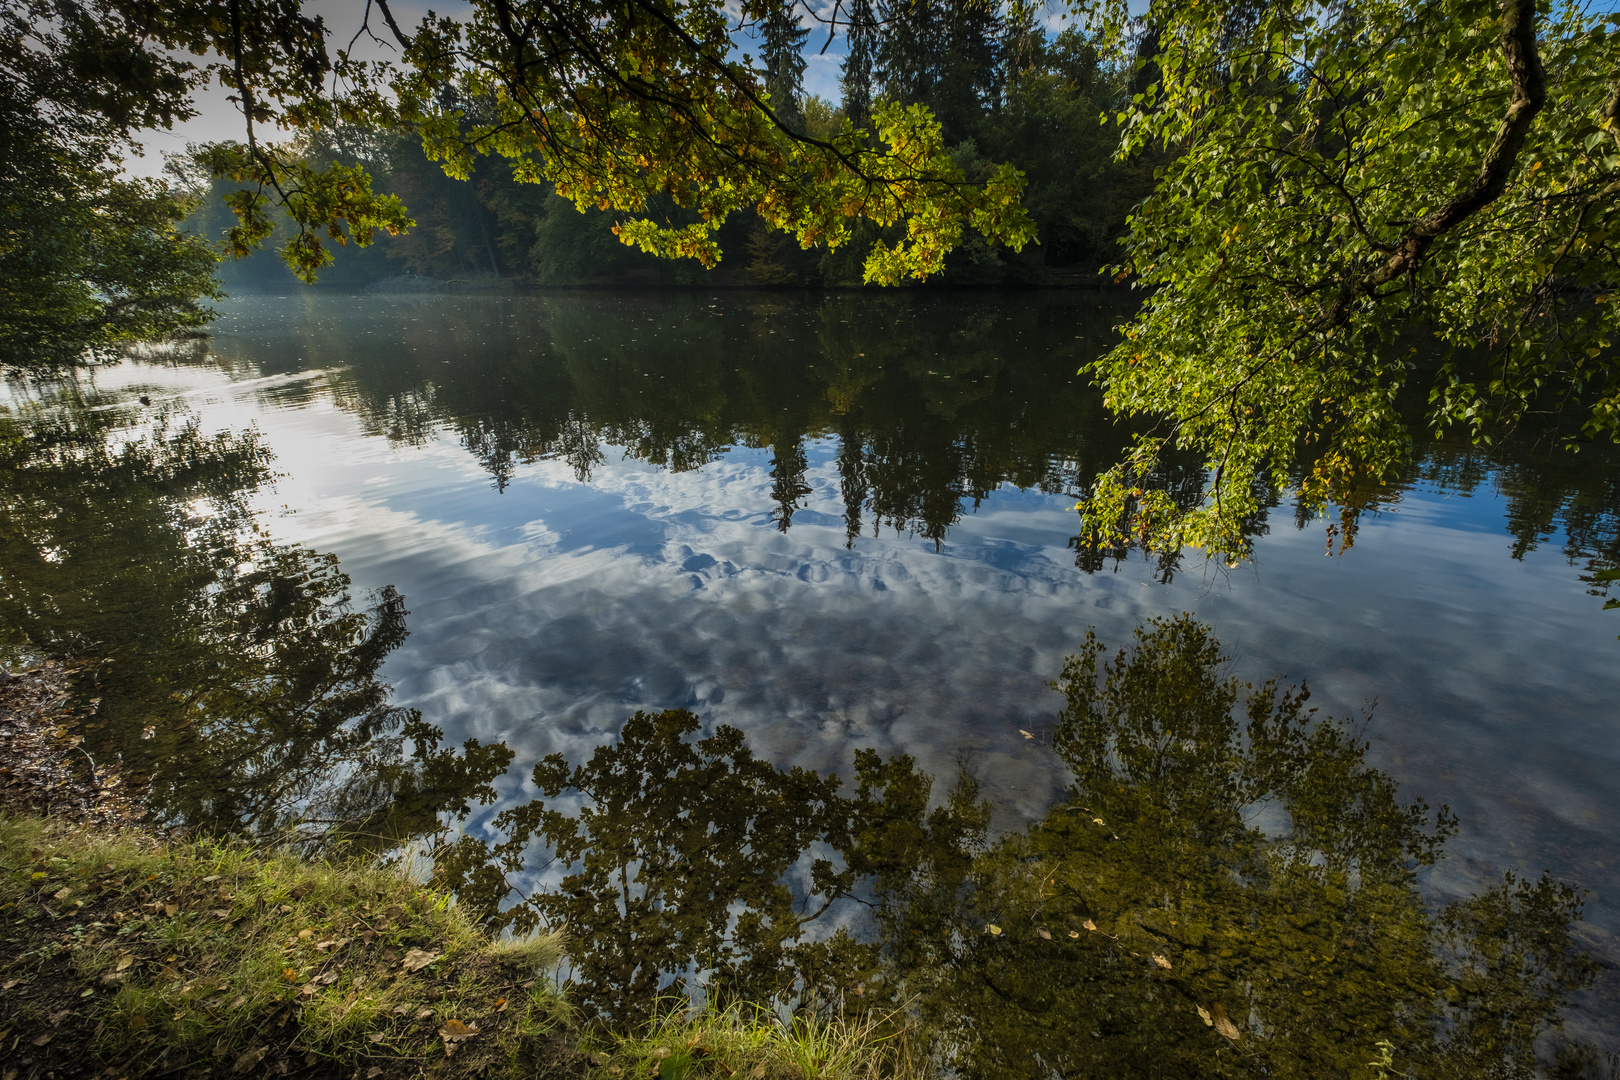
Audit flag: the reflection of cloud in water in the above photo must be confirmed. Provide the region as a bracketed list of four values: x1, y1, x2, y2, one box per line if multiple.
[323, 445, 1105, 829]
[136, 356, 1620, 988]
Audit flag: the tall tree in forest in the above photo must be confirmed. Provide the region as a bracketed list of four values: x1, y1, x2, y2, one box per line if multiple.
[876, 0, 943, 114]
[876, 0, 1001, 142]
[758, 0, 811, 134]
[841, 0, 879, 131]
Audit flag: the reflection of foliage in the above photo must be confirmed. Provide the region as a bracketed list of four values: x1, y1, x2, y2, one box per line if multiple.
[884, 616, 1594, 1079]
[0, 394, 510, 841]
[305, 294, 1114, 547]
[240, 292, 1620, 611]
[428, 612, 1594, 1071]
[432, 707, 987, 1026]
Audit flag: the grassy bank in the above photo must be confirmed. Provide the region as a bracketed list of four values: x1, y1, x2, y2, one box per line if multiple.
[0, 816, 924, 1080]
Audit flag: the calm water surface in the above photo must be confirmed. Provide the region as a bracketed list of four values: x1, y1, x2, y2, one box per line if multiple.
[5, 290, 1619, 1068]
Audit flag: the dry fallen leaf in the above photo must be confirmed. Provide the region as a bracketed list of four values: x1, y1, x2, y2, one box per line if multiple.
[297, 929, 313, 940]
[1209, 1003, 1240, 1041]
[495, 997, 509, 1013]
[986, 924, 1002, 936]
[300, 984, 319, 997]
[1196, 1005, 1212, 1026]
[1018, 729, 1035, 740]
[1152, 954, 1172, 970]
[232, 1047, 267, 1074]
[401, 949, 440, 973]
[314, 940, 337, 951]
[439, 1019, 479, 1057]
[1037, 929, 1052, 940]
[1068, 930, 1080, 939]
[1, 979, 17, 990]
[1091, 818, 1105, 826]
[229, 995, 246, 1010]
[31, 1033, 51, 1047]
[52, 887, 71, 901]
[367, 1070, 383, 1079]
[1083, 919, 1097, 932]
[368, 1033, 386, 1044]
[114, 950, 135, 972]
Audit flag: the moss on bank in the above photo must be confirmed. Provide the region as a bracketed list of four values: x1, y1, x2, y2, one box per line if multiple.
[0, 816, 927, 1080]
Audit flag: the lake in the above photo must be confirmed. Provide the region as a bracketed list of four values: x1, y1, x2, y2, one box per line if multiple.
[4, 289, 1618, 1071]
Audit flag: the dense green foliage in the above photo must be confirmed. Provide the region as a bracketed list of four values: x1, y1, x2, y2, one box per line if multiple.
[0, 2, 220, 369]
[196, 14, 1150, 290]
[1074, 0, 1620, 561]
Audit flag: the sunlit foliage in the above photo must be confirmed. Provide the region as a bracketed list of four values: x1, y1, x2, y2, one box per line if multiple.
[1074, 0, 1620, 562]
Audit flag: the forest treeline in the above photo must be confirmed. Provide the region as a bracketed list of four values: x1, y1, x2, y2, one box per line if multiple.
[179, 5, 1155, 290]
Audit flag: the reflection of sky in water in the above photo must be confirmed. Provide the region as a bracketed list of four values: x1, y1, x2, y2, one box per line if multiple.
[82, 302, 1620, 1020]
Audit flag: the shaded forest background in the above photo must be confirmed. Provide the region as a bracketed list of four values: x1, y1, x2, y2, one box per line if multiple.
[176, 2, 1157, 290]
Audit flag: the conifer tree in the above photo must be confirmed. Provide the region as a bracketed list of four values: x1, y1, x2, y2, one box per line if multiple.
[876, 0, 999, 141]
[759, 0, 810, 134]
[840, 0, 878, 130]
[876, 0, 941, 111]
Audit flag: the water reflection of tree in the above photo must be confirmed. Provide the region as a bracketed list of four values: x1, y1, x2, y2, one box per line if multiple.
[433, 706, 986, 1025]
[885, 615, 1594, 1078]
[434, 611, 1595, 1073]
[0, 393, 510, 841]
[309, 295, 1115, 545]
[217, 291, 1620, 621]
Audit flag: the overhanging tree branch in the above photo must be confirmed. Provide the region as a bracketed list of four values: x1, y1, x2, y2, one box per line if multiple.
[1326, 0, 1546, 326]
